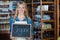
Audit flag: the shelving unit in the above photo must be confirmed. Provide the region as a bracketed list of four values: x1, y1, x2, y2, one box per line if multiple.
[32, 0, 56, 40]
[0, 1, 11, 40]
[0, 1, 10, 33]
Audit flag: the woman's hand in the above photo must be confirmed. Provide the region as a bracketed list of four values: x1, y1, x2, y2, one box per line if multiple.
[10, 35, 14, 40]
[27, 36, 33, 40]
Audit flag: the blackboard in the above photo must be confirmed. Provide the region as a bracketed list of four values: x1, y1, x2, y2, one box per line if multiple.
[11, 23, 31, 37]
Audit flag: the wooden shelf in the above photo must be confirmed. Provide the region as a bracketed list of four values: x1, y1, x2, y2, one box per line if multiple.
[0, 29, 10, 31]
[0, 17, 10, 19]
[42, 28, 54, 31]
[27, 2, 54, 4]
[0, 3, 9, 5]
[0, 22, 9, 24]
[42, 38, 54, 40]
[42, 2, 54, 4]
[42, 20, 55, 22]
[33, 2, 40, 4]
[32, 1, 56, 40]
[0, 13, 10, 14]
[0, 30, 10, 34]
[42, 11, 54, 13]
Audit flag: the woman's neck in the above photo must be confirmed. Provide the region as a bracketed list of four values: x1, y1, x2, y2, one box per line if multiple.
[18, 14, 25, 21]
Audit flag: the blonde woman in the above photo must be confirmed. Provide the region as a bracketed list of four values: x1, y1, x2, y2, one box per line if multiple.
[10, 1, 33, 40]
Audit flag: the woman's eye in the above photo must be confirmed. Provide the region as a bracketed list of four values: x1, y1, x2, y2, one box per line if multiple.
[18, 7, 24, 9]
[22, 7, 24, 8]
[18, 7, 21, 8]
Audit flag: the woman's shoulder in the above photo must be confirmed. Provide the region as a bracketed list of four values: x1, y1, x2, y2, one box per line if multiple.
[27, 17, 32, 24]
[10, 17, 14, 21]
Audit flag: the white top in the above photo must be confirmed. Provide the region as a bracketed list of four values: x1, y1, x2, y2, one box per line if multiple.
[14, 21, 28, 40]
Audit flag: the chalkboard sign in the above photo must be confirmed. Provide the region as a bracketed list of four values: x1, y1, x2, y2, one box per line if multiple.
[11, 23, 31, 37]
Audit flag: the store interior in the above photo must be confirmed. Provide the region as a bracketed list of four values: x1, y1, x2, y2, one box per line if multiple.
[0, 0, 60, 40]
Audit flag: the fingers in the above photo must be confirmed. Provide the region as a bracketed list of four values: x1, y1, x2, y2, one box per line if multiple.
[10, 35, 14, 40]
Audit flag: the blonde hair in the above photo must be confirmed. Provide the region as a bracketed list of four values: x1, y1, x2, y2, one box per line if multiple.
[14, 1, 30, 22]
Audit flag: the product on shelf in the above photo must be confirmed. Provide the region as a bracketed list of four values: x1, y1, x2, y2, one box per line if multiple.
[49, 5, 54, 11]
[33, 34, 41, 40]
[42, 14, 50, 20]
[42, 5, 48, 11]
[34, 14, 41, 21]
[34, 30, 41, 35]
[42, 23, 52, 29]
[36, 5, 40, 13]
[36, 5, 48, 12]
[0, 24, 10, 30]
[33, 21, 40, 29]
[33, 35, 41, 40]
[6, 24, 9, 29]
[0, 5, 9, 8]
[43, 31, 54, 38]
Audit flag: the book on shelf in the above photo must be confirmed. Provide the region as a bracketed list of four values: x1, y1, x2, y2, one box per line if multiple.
[0, 24, 10, 30]
[42, 23, 52, 29]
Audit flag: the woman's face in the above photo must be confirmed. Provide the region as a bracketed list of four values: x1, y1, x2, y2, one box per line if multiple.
[17, 4, 25, 15]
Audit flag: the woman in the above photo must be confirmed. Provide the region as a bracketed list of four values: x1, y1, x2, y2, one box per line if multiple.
[10, 1, 33, 40]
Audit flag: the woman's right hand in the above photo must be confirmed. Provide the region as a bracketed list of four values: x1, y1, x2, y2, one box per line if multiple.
[10, 35, 14, 40]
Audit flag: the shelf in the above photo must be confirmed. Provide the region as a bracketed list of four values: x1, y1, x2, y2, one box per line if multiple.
[33, 11, 54, 14]
[42, 28, 54, 31]
[0, 17, 10, 19]
[0, 22, 9, 24]
[43, 38, 54, 40]
[42, 2, 54, 4]
[0, 13, 10, 14]
[42, 11, 54, 13]
[0, 3, 9, 5]
[32, 2, 54, 4]
[33, 2, 40, 4]
[0, 29, 10, 31]
[0, 30, 10, 34]
[33, 20, 55, 22]
[42, 20, 55, 22]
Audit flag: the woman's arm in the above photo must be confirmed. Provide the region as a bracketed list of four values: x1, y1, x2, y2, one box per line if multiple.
[28, 18, 32, 25]
[10, 17, 14, 40]
[10, 17, 14, 33]
[28, 18, 34, 40]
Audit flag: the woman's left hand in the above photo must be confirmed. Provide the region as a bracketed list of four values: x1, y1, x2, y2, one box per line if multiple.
[27, 36, 33, 40]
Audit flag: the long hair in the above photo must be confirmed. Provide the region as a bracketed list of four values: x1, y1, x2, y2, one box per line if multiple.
[14, 1, 30, 22]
